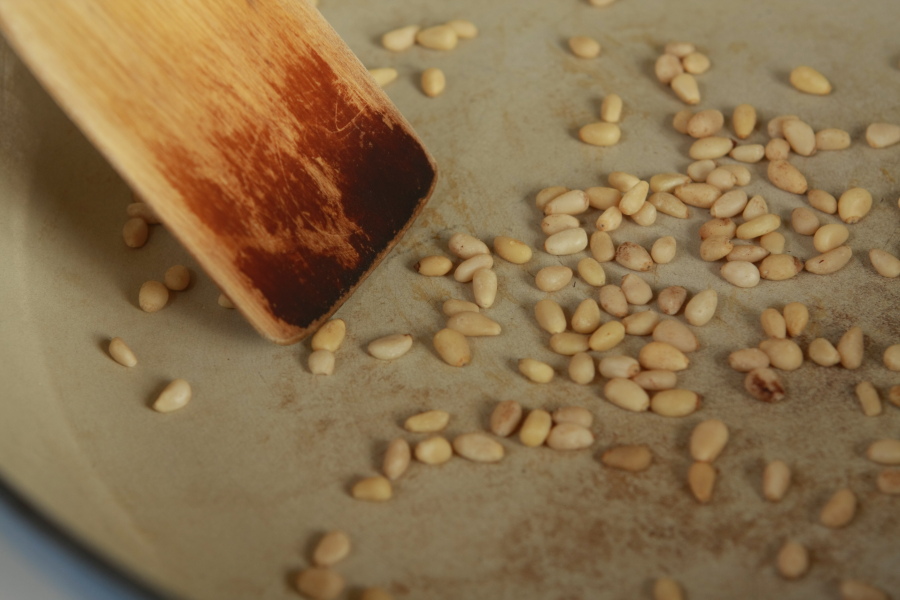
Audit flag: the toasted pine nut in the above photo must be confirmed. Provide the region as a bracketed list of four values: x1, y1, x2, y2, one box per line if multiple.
[763, 460, 791, 501]
[671, 73, 700, 105]
[684, 289, 717, 326]
[726, 245, 769, 263]
[545, 189, 590, 215]
[687, 159, 717, 182]
[313, 531, 351, 567]
[139, 281, 169, 313]
[884, 345, 900, 370]
[736, 214, 780, 240]
[877, 470, 900, 495]
[421, 67, 446, 97]
[728, 348, 770, 372]
[729, 143, 765, 163]
[217, 293, 235, 309]
[472, 268, 497, 308]
[448, 233, 489, 259]
[152, 379, 192, 413]
[580, 122, 622, 146]
[651, 389, 701, 417]
[383, 439, 411, 480]
[546, 423, 595, 450]
[651, 236, 677, 264]
[295, 567, 344, 600]
[535, 266, 573, 292]
[126, 201, 160, 224]
[632, 369, 677, 390]
[777, 540, 809, 580]
[569, 352, 596, 384]
[590, 231, 616, 262]
[653, 578, 684, 600]
[783, 302, 808, 337]
[604, 378, 650, 412]
[686, 109, 724, 138]
[820, 488, 857, 528]
[767, 160, 808, 195]
[602, 445, 652, 471]
[414, 436, 453, 465]
[308, 349, 336, 375]
[639, 341, 689, 371]
[618, 181, 649, 215]
[599, 355, 641, 379]
[700, 236, 734, 261]
[791, 207, 819, 235]
[163, 265, 190, 291]
[586, 186, 621, 210]
[698, 217, 736, 240]
[360, 589, 393, 600]
[743, 195, 769, 221]
[454, 255, 494, 282]
[599, 284, 629, 318]
[615, 242, 653, 271]
[108, 337, 137, 367]
[759, 232, 786, 255]
[865, 122, 900, 148]
[813, 223, 849, 253]
[837, 326, 864, 369]
[675, 183, 720, 209]
[519, 410, 552, 446]
[568, 35, 601, 58]
[552, 406, 594, 428]
[720, 261, 760, 288]
[600, 93, 623, 123]
[571, 299, 602, 334]
[490, 400, 523, 437]
[123, 217, 149, 248]
[369, 68, 398, 87]
[442, 299, 480, 317]
[815, 128, 851, 150]
[682, 51, 710, 74]
[689, 136, 733, 160]
[655, 53, 683, 84]
[790, 65, 831, 94]
[839, 580, 890, 600]
[837, 188, 873, 223]
[367, 334, 414, 360]
[759, 338, 803, 371]
[690, 419, 729, 462]
[866, 439, 900, 464]
[806, 245, 853, 275]
[761, 308, 787, 339]
[657, 286, 687, 315]
[494, 236, 532, 264]
[809, 338, 841, 366]
[589, 320, 626, 351]
[595, 206, 623, 231]
[652, 319, 698, 353]
[783, 119, 816, 156]
[541, 214, 580, 236]
[382, 25, 420, 51]
[535, 186, 569, 210]
[351, 475, 392, 501]
[416, 25, 458, 50]
[545, 228, 588, 255]
[577, 257, 607, 286]
[765, 138, 791, 161]
[433, 328, 471, 367]
[445, 19, 478, 39]
[622, 310, 660, 336]
[870, 249, 900, 278]
[453, 433, 504, 462]
[744, 367, 786, 402]
[673, 109, 693, 134]
[759, 254, 803, 281]
[519, 358, 554, 383]
[710, 190, 749, 218]
[549, 332, 590, 356]
[688, 461, 716, 503]
[732, 104, 757, 139]
[535, 299, 567, 334]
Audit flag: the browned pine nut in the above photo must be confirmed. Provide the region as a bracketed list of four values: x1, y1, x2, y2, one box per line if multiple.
[744, 368, 786, 402]
[688, 461, 716, 503]
[490, 400, 523, 437]
[819, 488, 857, 528]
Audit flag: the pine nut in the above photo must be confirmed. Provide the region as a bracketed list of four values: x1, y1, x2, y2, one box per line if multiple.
[744, 367, 786, 402]
[552, 406, 594, 428]
[690, 419, 729, 462]
[577, 257, 607, 286]
[454, 255, 493, 283]
[619, 274, 651, 306]
[382, 25, 419, 52]
[651, 173, 691, 193]
[651, 389, 701, 417]
[369, 68, 398, 87]
[816, 128, 851, 150]
[742, 195, 769, 221]
[710, 190, 749, 218]
[519, 410, 552, 447]
[360, 589, 393, 600]
[571, 299, 602, 334]
[535, 266, 573, 292]
[807, 189, 837, 214]
[609, 171, 641, 192]
[490, 400, 523, 437]
[687, 159, 716, 183]
[688, 461, 716, 503]
[602, 445, 652, 471]
[518, 358, 554, 383]
[449, 233, 489, 259]
[720, 164, 751, 185]
[687, 109, 724, 138]
[600, 93, 623, 123]
[807, 246, 853, 274]
[760, 308, 787, 339]
[217, 293, 235, 309]
[664, 41, 694, 56]
[648, 192, 691, 218]
[618, 181, 649, 215]
[837, 188, 873, 223]
[885, 345, 900, 370]
[545, 228, 588, 255]
[720, 261, 760, 288]
[736, 214, 780, 240]
[535, 299, 567, 334]
[870, 249, 900, 278]
[447, 312, 501, 337]
[549, 332, 590, 356]
[599, 284, 629, 318]
[590, 231, 616, 262]
[837, 326, 864, 369]
[541, 214, 579, 236]
[310, 319, 345, 352]
[367, 334, 414, 360]
[313, 531, 351, 567]
[308, 349, 336, 375]
[442, 299, 480, 317]
[728, 348, 770, 372]
[421, 68, 446, 97]
[689, 137, 733, 160]
[684, 289, 717, 326]
[453, 433, 504, 462]
[414, 436, 453, 465]
[126, 201, 160, 224]
[791, 207, 819, 235]
[404, 410, 450, 433]
[891, 385, 900, 408]
[765, 138, 791, 161]
[698, 217, 736, 240]
[651, 319, 698, 353]
[759, 339, 803, 371]
[108, 337, 137, 367]
[472, 268, 497, 308]
[639, 341, 689, 371]
[767, 160, 807, 195]
[589, 320, 626, 351]
[682, 51, 710, 74]
[726, 245, 769, 263]
[546, 423, 595, 450]
[763, 460, 791, 501]
[586, 186, 621, 210]
[569, 352, 596, 384]
[579, 122, 622, 146]
[813, 223, 849, 253]
[855, 381, 882, 416]
[599, 355, 641, 379]
[777, 540, 809, 580]
[732, 104, 756, 139]
[783, 119, 816, 156]
[595, 206, 623, 231]
[671, 73, 700, 105]
[139, 281, 169, 313]
[768, 115, 800, 139]
[655, 53, 683, 84]
[866, 439, 900, 465]
[675, 183, 720, 208]
[653, 578, 684, 600]
[759, 254, 803, 281]
[162, 265, 190, 291]
[658, 286, 687, 315]
[152, 379, 192, 413]
[491, 236, 531, 264]
[433, 328, 471, 367]
[416, 25, 458, 50]
[615, 242, 653, 271]
[877, 469, 900, 495]
[568, 35, 601, 58]
[700, 236, 734, 261]
[632, 369, 677, 390]
[445, 19, 478, 39]
[865, 122, 900, 148]
[808, 338, 841, 366]
[536, 186, 569, 210]
[383, 439, 411, 480]
[604, 377, 650, 412]
[759, 232, 786, 255]
[123, 217, 149, 248]
[819, 488, 856, 528]
[352, 476, 393, 503]
[790, 65, 832, 94]
[729, 143, 765, 163]
[545, 189, 590, 216]
[623, 310, 660, 336]
[632, 202, 657, 227]
[295, 567, 344, 600]
[415, 256, 453, 277]
[782, 302, 808, 337]
[651, 236, 677, 264]
[839, 580, 889, 600]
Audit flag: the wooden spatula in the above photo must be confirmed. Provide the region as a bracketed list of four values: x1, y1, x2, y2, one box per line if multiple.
[0, 0, 436, 344]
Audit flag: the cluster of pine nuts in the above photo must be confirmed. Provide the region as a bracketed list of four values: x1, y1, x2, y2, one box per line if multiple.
[654, 41, 710, 105]
[121, 193, 160, 249]
[294, 531, 393, 600]
[579, 94, 625, 146]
